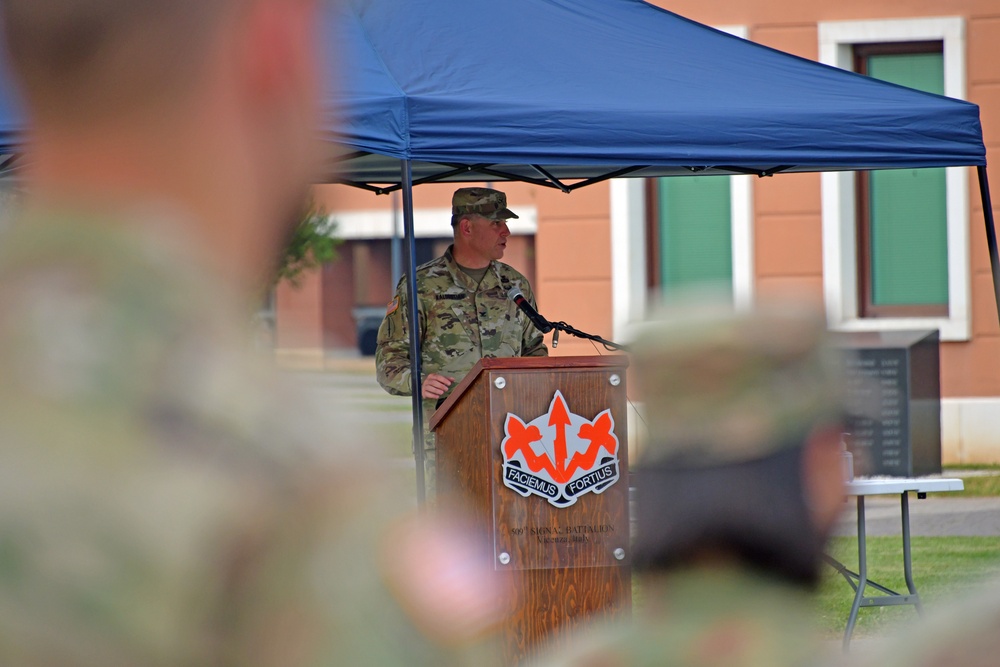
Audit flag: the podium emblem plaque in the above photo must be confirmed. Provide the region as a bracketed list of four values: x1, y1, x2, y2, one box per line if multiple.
[501, 390, 621, 507]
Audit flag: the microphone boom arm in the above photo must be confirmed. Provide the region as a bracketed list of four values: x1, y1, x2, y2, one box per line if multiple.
[508, 285, 627, 351]
[547, 318, 629, 352]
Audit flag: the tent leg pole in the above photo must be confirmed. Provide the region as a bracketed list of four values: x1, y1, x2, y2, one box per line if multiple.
[977, 166, 1000, 328]
[401, 159, 426, 506]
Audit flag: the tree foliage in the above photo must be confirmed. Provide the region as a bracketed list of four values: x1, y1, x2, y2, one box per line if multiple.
[275, 201, 341, 286]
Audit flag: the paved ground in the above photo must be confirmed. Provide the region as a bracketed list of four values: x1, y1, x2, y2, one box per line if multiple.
[832, 495, 1000, 537]
[292, 359, 411, 424]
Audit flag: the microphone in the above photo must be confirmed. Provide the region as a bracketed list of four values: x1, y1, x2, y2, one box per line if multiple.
[507, 286, 553, 333]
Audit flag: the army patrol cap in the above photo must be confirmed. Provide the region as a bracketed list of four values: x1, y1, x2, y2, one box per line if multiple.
[452, 187, 519, 221]
[632, 297, 847, 468]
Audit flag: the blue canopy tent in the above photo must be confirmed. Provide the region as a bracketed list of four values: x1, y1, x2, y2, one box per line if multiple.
[324, 0, 998, 501]
[327, 0, 986, 180]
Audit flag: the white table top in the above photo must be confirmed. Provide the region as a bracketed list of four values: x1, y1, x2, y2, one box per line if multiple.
[846, 477, 965, 496]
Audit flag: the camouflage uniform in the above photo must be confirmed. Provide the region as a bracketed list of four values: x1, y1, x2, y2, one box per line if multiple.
[541, 567, 824, 667]
[375, 245, 547, 402]
[536, 298, 848, 667]
[837, 574, 1000, 667]
[0, 210, 503, 667]
[375, 188, 548, 487]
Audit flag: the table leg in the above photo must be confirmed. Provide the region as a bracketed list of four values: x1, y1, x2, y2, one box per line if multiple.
[900, 491, 924, 615]
[843, 495, 866, 650]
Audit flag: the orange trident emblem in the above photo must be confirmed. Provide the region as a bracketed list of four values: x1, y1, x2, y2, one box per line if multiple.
[501, 391, 620, 507]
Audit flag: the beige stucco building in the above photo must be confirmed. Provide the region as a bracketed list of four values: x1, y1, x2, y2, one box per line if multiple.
[276, 0, 1000, 463]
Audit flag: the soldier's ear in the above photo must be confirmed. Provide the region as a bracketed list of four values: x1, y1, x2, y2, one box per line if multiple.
[458, 216, 473, 237]
[802, 424, 847, 535]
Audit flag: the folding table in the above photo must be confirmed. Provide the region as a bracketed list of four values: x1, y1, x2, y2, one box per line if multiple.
[825, 477, 965, 650]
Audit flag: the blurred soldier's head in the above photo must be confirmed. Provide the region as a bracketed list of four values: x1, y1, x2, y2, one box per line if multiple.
[631, 296, 848, 587]
[0, 0, 325, 290]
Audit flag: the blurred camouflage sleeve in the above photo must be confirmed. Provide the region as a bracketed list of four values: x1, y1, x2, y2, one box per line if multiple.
[375, 277, 415, 395]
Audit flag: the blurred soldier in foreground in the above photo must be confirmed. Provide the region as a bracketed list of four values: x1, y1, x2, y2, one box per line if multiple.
[840, 574, 1000, 667]
[0, 1, 501, 665]
[538, 299, 849, 667]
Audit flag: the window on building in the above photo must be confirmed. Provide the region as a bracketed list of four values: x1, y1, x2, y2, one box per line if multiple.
[854, 41, 947, 318]
[819, 17, 968, 340]
[646, 175, 733, 299]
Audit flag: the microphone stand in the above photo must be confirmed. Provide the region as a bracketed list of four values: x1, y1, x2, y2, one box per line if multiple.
[545, 318, 629, 352]
[511, 286, 628, 351]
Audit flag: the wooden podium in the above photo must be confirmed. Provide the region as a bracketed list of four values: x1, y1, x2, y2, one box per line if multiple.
[430, 356, 631, 665]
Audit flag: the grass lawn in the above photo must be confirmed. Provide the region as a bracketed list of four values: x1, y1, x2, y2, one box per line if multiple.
[943, 465, 1000, 496]
[955, 475, 1000, 496]
[817, 536, 1000, 638]
[817, 467, 1000, 637]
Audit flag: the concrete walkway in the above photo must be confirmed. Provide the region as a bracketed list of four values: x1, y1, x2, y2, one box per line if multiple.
[832, 495, 1000, 537]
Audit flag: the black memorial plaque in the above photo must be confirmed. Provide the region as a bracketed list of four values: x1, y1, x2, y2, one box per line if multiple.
[832, 330, 941, 477]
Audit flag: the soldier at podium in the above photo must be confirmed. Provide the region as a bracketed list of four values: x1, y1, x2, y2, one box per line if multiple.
[539, 299, 849, 667]
[375, 187, 548, 490]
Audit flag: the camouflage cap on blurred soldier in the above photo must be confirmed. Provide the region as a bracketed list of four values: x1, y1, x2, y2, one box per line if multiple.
[632, 298, 847, 468]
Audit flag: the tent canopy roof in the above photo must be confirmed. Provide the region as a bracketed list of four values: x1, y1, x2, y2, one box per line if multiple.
[0, 0, 987, 187]
[325, 0, 985, 192]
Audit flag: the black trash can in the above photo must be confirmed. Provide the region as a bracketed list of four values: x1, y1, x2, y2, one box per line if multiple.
[353, 306, 386, 356]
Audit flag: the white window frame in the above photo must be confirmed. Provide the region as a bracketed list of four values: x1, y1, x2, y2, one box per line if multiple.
[612, 26, 754, 341]
[332, 206, 538, 239]
[818, 17, 970, 341]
